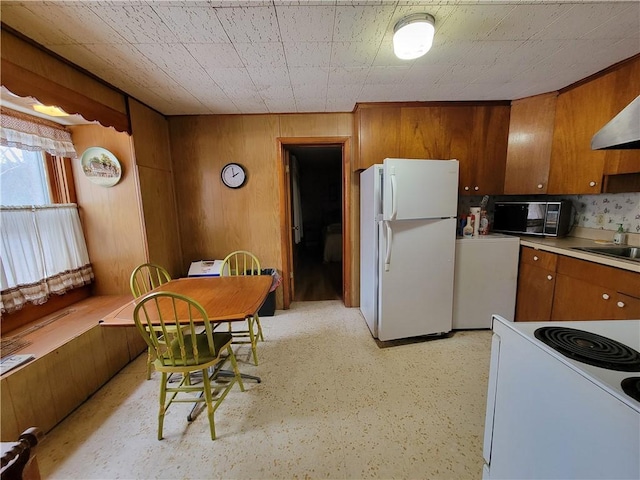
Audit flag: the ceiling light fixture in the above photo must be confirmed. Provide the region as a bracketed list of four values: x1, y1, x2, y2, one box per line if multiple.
[393, 13, 436, 60]
[32, 104, 69, 117]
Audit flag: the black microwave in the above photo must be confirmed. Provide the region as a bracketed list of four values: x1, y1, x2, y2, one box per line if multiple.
[492, 200, 573, 237]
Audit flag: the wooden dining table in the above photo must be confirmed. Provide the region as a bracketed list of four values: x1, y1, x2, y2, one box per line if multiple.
[100, 276, 272, 327]
[100, 275, 272, 384]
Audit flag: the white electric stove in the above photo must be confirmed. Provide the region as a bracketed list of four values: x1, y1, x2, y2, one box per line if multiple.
[483, 315, 640, 480]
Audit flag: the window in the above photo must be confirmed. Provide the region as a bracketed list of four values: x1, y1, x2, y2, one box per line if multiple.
[1, 108, 90, 316]
[0, 146, 51, 206]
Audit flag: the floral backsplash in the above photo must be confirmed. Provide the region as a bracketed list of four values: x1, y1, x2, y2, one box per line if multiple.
[561, 193, 640, 234]
[459, 192, 640, 234]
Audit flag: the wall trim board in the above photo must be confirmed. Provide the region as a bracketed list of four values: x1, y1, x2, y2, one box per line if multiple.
[355, 100, 512, 110]
[559, 53, 640, 94]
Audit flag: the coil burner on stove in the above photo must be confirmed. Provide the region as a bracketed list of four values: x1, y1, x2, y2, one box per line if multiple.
[534, 326, 640, 372]
[621, 377, 640, 402]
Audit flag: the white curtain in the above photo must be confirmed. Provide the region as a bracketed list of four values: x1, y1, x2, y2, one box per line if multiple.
[1, 204, 94, 313]
[0, 107, 77, 158]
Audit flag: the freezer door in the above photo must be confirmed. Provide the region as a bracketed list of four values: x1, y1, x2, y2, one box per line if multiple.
[377, 217, 456, 341]
[382, 158, 459, 220]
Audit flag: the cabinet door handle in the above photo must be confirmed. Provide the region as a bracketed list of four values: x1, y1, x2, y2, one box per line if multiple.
[547, 275, 553, 281]
[589, 181, 596, 187]
[602, 293, 610, 300]
[533, 255, 539, 261]
[617, 301, 625, 308]
[474, 186, 479, 191]
[537, 183, 543, 189]
[464, 186, 470, 191]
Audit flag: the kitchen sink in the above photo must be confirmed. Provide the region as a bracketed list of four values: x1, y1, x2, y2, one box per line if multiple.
[572, 245, 640, 262]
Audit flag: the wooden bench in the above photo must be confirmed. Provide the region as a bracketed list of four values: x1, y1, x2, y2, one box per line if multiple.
[0, 295, 145, 441]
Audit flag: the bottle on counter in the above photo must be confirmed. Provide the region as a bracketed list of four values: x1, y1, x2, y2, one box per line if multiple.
[463, 215, 474, 238]
[479, 210, 489, 235]
[613, 224, 626, 245]
[458, 216, 467, 236]
[470, 207, 481, 237]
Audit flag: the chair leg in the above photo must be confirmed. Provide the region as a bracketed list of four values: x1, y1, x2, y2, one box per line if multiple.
[202, 370, 216, 440]
[254, 314, 264, 342]
[158, 372, 168, 440]
[227, 345, 245, 392]
[248, 318, 258, 366]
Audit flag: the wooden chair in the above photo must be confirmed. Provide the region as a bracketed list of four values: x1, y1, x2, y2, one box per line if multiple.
[0, 427, 44, 480]
[133, 291, 244, 440]
[130, 262, 172, 298]
[130, 263, 173, 379]
[220, 250, 264, 365]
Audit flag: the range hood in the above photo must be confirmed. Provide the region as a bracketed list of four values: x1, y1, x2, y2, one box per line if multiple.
[591, 95, 640, 150]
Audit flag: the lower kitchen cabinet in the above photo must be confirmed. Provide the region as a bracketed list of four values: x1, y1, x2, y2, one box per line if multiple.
[551, 256, 640, 320]
[515, 262, 556, 321]
[515, 246, 640, 322]
[515, 247, 557, 321]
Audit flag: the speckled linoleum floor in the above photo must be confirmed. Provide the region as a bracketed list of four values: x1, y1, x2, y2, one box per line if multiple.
[37, 301, 492, 480]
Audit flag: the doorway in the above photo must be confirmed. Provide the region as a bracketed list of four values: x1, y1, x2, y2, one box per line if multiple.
[288, 145, 343, 302]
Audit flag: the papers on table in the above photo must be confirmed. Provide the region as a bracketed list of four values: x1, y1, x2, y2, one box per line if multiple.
[0, 354, 35, 375]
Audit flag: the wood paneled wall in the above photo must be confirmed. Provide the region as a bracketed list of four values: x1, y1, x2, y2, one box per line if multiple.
[168, 113, 356, 308]
[69, 125, 147, 295]
[128, 98, 183, 278]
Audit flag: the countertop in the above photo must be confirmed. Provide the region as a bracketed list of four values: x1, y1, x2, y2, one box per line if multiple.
[518, 235, 640, 273]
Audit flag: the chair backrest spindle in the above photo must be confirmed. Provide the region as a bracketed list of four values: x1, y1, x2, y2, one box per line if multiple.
[130, 263, 172, 298]
[221, 250, 260, 277]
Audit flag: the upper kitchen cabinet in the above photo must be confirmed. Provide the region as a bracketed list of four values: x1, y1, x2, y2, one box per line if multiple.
[355, 102, 511, 196]
[503, 93, 557, 194]
[602, 56, 640, 176]
[466, 105, 510, 195]
[397, 103, 509, 195]
[399, 106, 449, 159]
[354, 104, 401, 170]
[548, 55, 640, 194]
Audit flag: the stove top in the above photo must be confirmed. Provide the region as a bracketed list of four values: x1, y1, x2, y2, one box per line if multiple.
[497, 318, 640, 412]
[534, 326, 640, 371]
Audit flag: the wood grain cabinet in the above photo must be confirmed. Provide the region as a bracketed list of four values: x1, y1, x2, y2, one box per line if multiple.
[515, 246, 640, 322]
[503, 93, 557, 194]
[551, 256, 640, 321]
[355, 103, 511, 195]
[463, 105, 510, 196]
[354, 105, 400, 171]
[515, 247, 558, 321]
[548, 56, 640, 194]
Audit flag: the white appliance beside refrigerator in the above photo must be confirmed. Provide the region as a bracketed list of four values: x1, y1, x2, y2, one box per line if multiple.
[360, 158, 459, 341]
[452, 234, 520, 329]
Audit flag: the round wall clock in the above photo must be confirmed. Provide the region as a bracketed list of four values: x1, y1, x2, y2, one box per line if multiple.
[221, 162, 247, 189]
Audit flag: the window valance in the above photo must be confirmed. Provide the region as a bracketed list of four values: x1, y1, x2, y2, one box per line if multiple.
[1, 58, 130, 134]
[0, 107, 78, 158]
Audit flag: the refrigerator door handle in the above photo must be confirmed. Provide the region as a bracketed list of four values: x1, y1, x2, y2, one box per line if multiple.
[390, 167, 398, 220]
[384, 220, 392, 271]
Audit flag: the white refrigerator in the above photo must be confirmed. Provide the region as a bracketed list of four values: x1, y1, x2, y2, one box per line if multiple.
[360, 158, 459, 341]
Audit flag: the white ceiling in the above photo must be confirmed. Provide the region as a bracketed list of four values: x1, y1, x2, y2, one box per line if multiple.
[1, 1, 639, 116]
